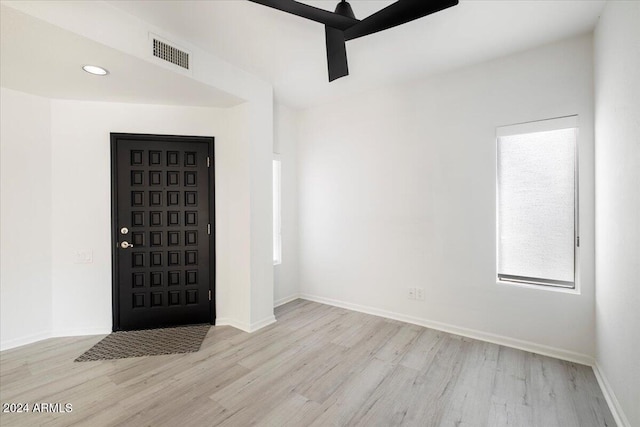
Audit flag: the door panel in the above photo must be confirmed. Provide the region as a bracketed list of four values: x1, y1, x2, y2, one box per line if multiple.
[111, 134, 214, 331]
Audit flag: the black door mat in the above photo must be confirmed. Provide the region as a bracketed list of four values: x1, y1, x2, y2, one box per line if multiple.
[75, 324, 210, 362]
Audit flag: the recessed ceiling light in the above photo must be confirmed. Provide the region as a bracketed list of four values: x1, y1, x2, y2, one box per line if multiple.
[82, 65, 109, 76]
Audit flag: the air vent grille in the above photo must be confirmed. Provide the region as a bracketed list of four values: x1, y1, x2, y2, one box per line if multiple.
[153, 39, 189, 70]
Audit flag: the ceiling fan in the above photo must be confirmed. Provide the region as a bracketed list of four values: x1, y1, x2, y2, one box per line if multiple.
[247, 0, 459, 82]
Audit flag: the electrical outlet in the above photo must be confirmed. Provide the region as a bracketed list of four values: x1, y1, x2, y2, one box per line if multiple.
[416, 287, 425, 301]
[408, 287, 416, 300]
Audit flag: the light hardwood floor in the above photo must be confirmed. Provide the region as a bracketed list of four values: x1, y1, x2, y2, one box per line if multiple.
[0, 300, 615, 427]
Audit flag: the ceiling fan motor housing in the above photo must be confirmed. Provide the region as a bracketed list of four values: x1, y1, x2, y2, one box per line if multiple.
[335, 1, 356, 19]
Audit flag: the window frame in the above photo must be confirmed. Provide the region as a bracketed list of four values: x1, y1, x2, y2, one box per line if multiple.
[273, 155, 282, 266]
[495, 115, 580, 293]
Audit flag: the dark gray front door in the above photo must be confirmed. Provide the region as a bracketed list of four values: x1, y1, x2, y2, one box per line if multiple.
[111, 133, 215, 331]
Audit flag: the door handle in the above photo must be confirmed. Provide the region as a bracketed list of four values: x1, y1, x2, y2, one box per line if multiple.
[120, 241, 134, 249]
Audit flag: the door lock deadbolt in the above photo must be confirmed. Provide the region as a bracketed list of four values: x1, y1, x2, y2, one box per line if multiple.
[120, 227, 129, 235]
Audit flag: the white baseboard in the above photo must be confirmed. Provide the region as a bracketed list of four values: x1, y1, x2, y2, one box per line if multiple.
[3, 314, 277, 350]
[299, 293, 595, 366]
[215, 317, 251, 332]
[274, 293, 301, 308]
[593, 362, 632, 427]
[1, 327, 111, 351]
[250, 315, 277, 332]
[0, 330, 52, 352]
[51, 327, 110, 338]
[216, 315, 277, 333]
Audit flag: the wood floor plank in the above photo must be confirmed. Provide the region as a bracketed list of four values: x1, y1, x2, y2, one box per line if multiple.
[527, 352, 580, 427]
[298, 320, 401, 404]
[567, 361, 616, 427]
[253, 391, 319, 427]
[398, 327, 447, 372]
[345, 364, 421, 426]
[487, 345, 534, 426]
[0, 300, 615, 427]
[306, 357, 399, 427]
[209, 343, 347, 426]
[437, 339, 500, 426]
[374, 323, 422, 364]
[396, 334, 468, 426]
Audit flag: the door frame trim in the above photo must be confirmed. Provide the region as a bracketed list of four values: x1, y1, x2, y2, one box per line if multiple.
[110, 133, 216, 331]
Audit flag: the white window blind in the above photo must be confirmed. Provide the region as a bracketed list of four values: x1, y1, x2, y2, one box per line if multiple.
[497, 117, 578, 288]
[273, 158, 282, 265]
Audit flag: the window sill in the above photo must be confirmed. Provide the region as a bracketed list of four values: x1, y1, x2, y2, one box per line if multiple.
[496, 279, 580, 295]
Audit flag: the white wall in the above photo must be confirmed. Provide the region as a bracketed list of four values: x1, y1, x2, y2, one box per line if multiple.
[298, 34, 596, 361]
[273, 104, 299, 305]
[0, 94, 274, 346]
[215, 103, 252, 329]
[594, 2, 640, 426]
[248, 98, 276, 329]
[48, 100, 257, 335]
[1, 0, 276, 345]
[0, 88, 53, 349]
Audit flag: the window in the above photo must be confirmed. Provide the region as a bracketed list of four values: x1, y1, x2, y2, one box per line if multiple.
[497, 116, 578, 289]
[273, 157, 282, 265]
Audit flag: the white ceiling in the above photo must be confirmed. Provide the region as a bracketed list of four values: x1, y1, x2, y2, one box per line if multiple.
[1, 1, 606, 110]
[0, 5, 242, 108]
[108, 0, 606, 109]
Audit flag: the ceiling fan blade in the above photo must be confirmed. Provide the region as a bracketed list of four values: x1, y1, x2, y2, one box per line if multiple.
[344, 0, 458, 41]
[325, 26, 349, 82]
[247, 0, 359, 31]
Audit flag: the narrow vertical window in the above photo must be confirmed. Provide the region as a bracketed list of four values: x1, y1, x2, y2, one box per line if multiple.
[273, 157, 282, 265]
[497, 116, 578, 288]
